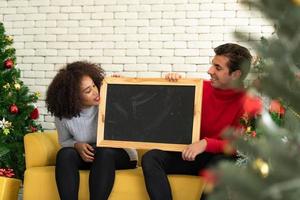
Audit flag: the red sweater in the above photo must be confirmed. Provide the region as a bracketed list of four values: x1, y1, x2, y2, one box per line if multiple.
[201, 81, 246, 153]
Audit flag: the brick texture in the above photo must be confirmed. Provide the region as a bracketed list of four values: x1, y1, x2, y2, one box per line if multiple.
[1, 0, 273, 129]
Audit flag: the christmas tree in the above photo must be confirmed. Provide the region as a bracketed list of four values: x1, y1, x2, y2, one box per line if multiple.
[0, 22, 42, 179]
[207, 0, 300, 199]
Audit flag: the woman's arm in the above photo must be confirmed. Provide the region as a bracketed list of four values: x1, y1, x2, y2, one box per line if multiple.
[55, 117, 77, 147]
[55, 117, 95, 162]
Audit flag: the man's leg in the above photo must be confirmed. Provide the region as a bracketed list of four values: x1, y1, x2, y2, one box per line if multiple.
[199, 154, 237, 200]
[142, 149, 206, 200]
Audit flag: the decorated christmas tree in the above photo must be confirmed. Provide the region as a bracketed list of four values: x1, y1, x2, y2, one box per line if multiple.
[0, 22, 42, 179]
[207, 0, 300, 199]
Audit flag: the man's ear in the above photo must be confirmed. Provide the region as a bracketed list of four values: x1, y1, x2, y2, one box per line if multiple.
[232, 70, 242, 80]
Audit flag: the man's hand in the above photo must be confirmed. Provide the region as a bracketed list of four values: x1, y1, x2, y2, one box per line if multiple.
[182, 139, 207, 161]
[165, 73, 182, 82]
[74, 142, 95, 162]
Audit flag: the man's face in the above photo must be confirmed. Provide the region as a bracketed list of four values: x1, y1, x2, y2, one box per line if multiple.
[207, 55, 241, 89]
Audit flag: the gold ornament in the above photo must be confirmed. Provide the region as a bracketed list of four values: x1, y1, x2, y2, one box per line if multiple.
[292, 0, 300, 6]
[253, 158, 269, 178]
[35, 91, 41, 98]
[246, 126, 252, 133]
[3, 83, 10, 89]
[5, 35, 13, 42]
[5, 122, 12, 129]
[14, 83, 21, 90]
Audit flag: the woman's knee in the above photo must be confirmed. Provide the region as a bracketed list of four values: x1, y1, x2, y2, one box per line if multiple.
[56, 147, 79, 163]
[94, 147, 119, 161]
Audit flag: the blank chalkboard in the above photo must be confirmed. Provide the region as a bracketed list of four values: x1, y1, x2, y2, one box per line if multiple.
[97, 77, 203, 151]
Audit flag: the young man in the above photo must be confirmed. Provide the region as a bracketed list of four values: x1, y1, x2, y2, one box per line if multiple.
[141, 43, 252, 200]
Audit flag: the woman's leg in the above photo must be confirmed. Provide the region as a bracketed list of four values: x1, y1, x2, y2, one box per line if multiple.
[55, 147, 90, 200]
[89, 147, 136, 200]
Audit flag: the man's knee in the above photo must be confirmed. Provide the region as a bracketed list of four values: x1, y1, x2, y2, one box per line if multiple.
[141, 149, 164, 169]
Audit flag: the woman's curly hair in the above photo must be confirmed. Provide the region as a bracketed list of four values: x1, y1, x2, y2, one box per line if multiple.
[46, 61, 105, 119]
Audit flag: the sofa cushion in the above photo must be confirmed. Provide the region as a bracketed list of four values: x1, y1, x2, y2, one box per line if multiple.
[24, 166, 205, 200]
[24, 131, 59, 168]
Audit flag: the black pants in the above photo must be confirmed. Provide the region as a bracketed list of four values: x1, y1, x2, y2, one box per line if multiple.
[141, 149, 235, 200]
[55, 147, 137, 200]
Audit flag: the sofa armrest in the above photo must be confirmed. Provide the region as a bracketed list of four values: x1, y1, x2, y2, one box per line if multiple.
[24, 131, 60, 169]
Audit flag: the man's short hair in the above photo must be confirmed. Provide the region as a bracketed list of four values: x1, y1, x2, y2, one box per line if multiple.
[214, 43, 252, 80]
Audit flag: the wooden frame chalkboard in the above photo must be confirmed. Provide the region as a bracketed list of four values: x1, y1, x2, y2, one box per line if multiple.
[97, 77, 203, 152]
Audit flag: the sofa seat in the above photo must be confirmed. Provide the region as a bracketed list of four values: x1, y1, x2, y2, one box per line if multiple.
[23, 131, 205, 200]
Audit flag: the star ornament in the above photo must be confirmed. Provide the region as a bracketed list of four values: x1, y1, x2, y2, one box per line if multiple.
[0, 119, 4, 129]
[0, 118, 12, 129]
[3, 128, 10, 135]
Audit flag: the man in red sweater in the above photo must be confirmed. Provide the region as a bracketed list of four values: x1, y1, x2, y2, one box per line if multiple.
[141, 43, 252, 200]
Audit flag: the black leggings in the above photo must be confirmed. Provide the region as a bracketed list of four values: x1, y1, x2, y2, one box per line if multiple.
[141, 149, 235, 200]
[55, 147, 137, 200]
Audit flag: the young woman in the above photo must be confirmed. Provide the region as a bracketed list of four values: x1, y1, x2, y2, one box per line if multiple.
[46, 61, 138, 200]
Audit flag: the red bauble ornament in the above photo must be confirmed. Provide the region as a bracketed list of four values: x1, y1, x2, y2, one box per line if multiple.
[30, 108, 39, 119]
[4, 59, 14, 69]
[9, 104, 19, 114]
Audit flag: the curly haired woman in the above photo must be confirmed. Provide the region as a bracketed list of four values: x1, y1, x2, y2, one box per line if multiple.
[46, 61, 137, 200]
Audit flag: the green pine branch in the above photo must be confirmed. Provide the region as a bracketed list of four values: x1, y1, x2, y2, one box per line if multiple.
[0, 22, 43, 179]
[208, 0, 300, 199]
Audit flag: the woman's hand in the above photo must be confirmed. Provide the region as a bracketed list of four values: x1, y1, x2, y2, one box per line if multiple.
[74, 142, 95, 162]
[165, 73, 182, 82]
[182, 139, 207, 161]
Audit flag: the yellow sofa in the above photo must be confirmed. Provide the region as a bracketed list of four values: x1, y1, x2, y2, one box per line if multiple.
[23, 131, 205, 200]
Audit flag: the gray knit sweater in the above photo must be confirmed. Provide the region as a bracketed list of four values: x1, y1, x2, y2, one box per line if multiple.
[55, 106, 138, 161]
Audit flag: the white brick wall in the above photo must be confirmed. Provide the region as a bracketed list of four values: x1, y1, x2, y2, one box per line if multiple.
[1, 0, 273, 129]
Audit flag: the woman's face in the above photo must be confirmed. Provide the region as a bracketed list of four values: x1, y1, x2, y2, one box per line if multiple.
[80, 75, 100, 108]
